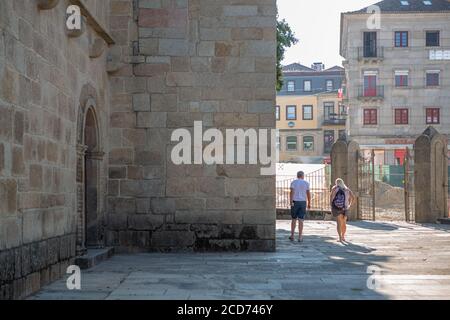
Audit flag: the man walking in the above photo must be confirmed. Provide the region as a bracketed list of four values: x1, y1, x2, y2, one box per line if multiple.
[289, 171, 311, 242]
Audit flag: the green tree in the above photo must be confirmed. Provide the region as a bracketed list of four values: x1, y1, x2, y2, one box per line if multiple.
[277, 17, 298, 91]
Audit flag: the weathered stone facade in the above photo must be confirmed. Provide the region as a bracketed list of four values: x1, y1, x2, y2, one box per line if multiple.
[0, 0, 277, 299]
[0, 0, 111, 299]
[330, 138, 359, 220]
[414, 127, 449, 223]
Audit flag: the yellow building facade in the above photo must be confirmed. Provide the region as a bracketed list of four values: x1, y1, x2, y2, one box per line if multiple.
[276, 64, 346, 164]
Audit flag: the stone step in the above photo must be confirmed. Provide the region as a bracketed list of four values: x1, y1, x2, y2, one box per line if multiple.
[75, 247, 114, 270]
[438, 218, 450, 225]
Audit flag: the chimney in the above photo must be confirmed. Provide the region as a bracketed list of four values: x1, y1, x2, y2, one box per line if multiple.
[311, 62, 325, 71]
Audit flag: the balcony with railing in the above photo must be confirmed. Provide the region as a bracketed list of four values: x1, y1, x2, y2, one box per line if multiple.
[428, 48, 450, 61]
[323, 113, 347, 126]
[357, 46, 384, 62]
[357, 85, 384, 101]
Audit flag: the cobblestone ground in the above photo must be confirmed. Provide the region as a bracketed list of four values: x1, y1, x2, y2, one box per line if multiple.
[30, 221, 450, 300]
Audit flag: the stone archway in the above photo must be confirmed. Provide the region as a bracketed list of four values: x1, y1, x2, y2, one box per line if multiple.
[76, 84, 104, 255]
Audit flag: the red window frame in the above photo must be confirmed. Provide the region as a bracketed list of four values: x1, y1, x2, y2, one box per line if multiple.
[426, 108, 440, 124]
[363, 109, 378, 125]
[364, 75, 377, 97]
[395, 31, 408, 47]
[395, 74, 408, 87]
[395, 109, 409, 125]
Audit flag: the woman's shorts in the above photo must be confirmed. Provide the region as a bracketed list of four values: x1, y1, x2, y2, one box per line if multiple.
[332, 207, 347, 218]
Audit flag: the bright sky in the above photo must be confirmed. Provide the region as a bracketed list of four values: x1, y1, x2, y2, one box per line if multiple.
[277, 0, 376, 68]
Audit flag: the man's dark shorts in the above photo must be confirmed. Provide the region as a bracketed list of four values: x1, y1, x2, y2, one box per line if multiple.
[291, 201, 307, 220]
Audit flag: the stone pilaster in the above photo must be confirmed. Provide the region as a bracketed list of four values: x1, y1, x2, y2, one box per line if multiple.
[414, 127, 449, 223]
[76, 144, 88, 256]
[331, 137, 360, 220]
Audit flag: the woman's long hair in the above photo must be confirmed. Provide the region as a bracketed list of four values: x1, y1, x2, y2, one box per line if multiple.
[335, 178, 348, 190]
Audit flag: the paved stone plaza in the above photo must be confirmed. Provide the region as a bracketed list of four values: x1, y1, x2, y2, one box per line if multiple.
[30, 221, 450, 300]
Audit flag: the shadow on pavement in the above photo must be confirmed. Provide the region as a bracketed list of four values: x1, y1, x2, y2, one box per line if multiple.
[347, 220, 400, 231]
[274, 228, 389, 299]
[417, 223, 450, 233]
[276, 229, 377, 254]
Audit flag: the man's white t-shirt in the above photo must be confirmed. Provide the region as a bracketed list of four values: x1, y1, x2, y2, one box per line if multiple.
[290, 179, 310, 202]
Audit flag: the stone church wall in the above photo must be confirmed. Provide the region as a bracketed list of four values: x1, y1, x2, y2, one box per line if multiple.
[106, 0, 277, 252]
[0, 0, 111, 299]
[0, 0, 277, 299]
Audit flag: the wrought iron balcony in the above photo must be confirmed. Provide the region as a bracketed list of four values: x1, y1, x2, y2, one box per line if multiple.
[357, 86, 384, 100]
[357, 46, 384, 61]
[428, 48, 450, 61]
[323, 113, 347, 126]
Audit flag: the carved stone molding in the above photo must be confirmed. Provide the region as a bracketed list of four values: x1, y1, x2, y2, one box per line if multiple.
[76, 144, 87, 184]
[69, 0, 115, 45]
[75, 84, 104, 255]
[76, 183, 87, 256]
[89, 38, 105, 59]
[37, 0, 59, 10]
[76, 144, 88, 156]
[86, 151, 105, 160]
[106, 46, 122, 74]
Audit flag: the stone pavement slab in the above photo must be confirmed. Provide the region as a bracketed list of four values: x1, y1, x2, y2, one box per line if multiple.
[29, 221, 450, 300]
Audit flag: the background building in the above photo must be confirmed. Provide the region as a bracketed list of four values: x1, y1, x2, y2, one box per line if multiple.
[276, 63, 346, 163]
[340, 0, 450, 164]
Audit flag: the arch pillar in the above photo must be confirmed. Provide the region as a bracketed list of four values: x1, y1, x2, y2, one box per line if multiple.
[75, 84, 103, 255]
[331, 136, 360, 220]
[414, 127, 449, 223]
[76, 144, 88, 256]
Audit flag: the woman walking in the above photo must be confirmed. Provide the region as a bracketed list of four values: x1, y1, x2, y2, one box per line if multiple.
[330, 179, 355, 242]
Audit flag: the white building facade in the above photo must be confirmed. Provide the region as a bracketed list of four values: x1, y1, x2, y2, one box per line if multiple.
[340, 0, 450, 163]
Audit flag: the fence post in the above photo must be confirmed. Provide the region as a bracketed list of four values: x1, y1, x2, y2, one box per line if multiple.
[371, 150, 376, 221]
[404, 147, 410, 222]
[331, 137, 360, 220]
[414, 127, 449, 223]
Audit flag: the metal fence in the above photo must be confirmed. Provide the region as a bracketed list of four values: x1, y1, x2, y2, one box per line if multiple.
[357, 85, 385, 99]
[448, 165, 450, 218]
[404, 149, 415, 222]
[357, 150, 375, 221]
[276, 166, 331, 211]
[357, 46, 384, 60]
[357, 148, 415, 222]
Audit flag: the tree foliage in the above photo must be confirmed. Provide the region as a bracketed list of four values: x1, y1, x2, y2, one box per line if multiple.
[277, 17, 298, 91]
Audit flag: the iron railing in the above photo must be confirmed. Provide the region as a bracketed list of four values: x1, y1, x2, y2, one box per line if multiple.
[276, 167, 331, 211]
[357, 46, 384, 60]
[357, 148, 415, 222]
[357, 85, 384, 99]
[448, 164, 450, 218]
[323, 113, 347, 126]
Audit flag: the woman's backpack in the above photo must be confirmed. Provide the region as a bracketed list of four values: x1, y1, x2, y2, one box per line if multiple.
[332, 188, 346, 210]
